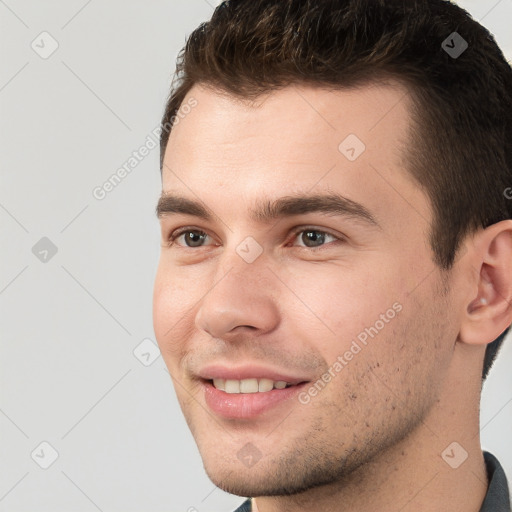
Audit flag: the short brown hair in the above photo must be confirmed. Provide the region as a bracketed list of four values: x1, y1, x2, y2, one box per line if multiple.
[160, 0, 512, 379]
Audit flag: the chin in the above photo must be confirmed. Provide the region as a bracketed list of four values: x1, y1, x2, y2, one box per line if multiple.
[202, 461, 262, 496]
[205, 468, 290, 498]
[201, 449, 348, 499]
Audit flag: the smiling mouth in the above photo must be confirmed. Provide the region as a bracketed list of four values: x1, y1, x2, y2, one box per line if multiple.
[205, 378, 304, 393]
[201, 377, 310, 419]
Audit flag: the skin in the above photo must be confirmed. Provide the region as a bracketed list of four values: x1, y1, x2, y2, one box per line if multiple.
[153, 82, 512, 512]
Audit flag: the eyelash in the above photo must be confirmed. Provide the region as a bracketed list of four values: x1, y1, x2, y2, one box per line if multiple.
[165, 226, 344, 250]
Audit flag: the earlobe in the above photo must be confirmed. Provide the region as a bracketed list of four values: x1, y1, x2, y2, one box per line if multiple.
[459, 221, 512, 346]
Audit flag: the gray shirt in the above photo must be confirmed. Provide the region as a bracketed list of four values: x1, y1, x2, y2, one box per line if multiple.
[232, 451, 511, 511]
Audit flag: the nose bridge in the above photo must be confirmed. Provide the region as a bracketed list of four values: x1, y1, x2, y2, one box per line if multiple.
[213, 233, 274, 295]
[194, 239, 279, 338]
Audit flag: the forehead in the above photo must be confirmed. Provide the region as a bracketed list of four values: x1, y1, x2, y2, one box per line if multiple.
[165, 81, 412, 171]
[170, 80, 412, 136]
[161, 82, 430, 232]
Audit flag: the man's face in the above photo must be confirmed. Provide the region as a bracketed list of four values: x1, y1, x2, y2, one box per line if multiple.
[153, 83, 459, 496]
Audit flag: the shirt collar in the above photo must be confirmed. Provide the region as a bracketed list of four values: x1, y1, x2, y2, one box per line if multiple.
[479, 451, 511, 511]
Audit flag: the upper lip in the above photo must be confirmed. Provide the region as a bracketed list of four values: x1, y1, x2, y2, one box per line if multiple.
[197, 364, 311, 385]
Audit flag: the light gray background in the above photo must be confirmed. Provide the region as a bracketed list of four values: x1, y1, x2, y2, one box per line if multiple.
[1, 1, 511, 511]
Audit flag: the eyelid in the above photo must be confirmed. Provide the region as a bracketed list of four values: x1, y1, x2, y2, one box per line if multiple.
[166, 225, 213, 245]
[165, 224, 345, 249]
[288, 225, 345, 243]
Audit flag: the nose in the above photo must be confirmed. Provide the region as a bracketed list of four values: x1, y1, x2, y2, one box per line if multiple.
[194, 250, 280, 340]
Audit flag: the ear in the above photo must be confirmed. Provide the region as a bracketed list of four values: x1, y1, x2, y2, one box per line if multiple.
[459, 220, 512, 346]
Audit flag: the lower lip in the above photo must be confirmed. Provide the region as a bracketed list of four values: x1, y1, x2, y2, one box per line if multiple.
[202, 380, 308, 419]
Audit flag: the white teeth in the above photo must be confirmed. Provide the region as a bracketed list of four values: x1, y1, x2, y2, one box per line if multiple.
[240, 378, 259, 393]
[258, 378, 274, 392]
[225, 379, 240, 393]
[212, 378, 225, 391]
[212, 378, 292, 393]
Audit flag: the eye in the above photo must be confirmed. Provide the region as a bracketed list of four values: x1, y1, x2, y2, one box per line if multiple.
[166, 227, 213, 248]
[289, 227, 342, 249]
[165, 226, 343, 250]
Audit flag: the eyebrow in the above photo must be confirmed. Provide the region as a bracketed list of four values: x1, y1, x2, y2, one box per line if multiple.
[155, 193, 379, 227]
[156, 192, 379, 228]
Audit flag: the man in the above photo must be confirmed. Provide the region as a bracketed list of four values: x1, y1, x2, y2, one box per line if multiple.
[153, 0, 512, 510]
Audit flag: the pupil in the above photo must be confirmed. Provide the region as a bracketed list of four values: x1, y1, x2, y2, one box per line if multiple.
[303, 230, 324, 247]
[187, 232, 204, 247]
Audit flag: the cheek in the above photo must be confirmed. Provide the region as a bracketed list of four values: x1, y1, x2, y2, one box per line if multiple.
[152, 264, 197, 363]
[152, 265, 171, 340]
[285, 262, 400, 354]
